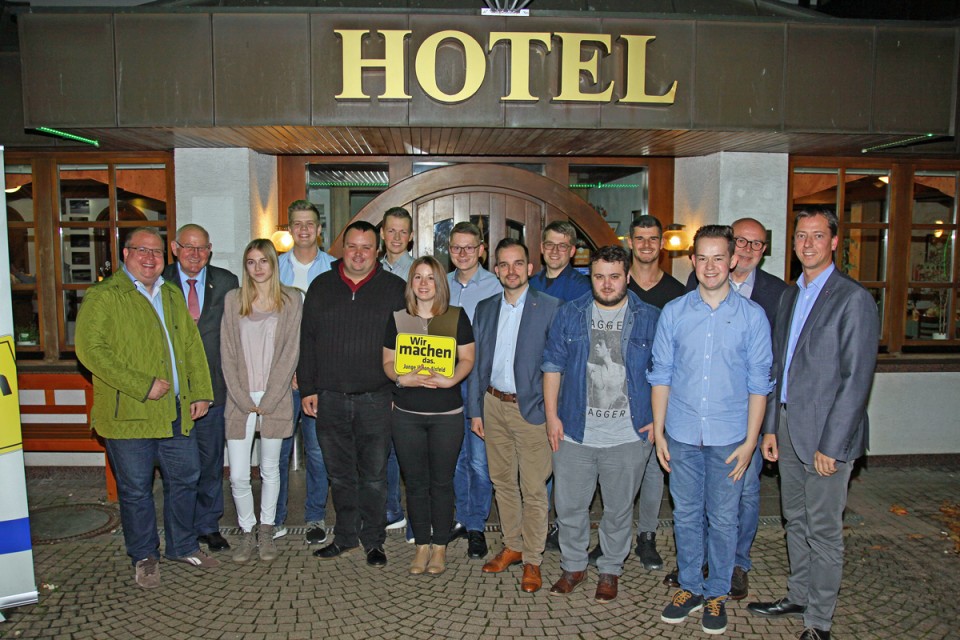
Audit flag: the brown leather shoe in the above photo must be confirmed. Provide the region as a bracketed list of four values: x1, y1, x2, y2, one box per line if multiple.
[520, 563, 542, 593]
[482, 548, 523, 573]
[595, 573, 618, 603]
[549, 570, 587, 595]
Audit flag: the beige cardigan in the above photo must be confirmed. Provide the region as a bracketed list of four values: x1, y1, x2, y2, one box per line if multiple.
[220, 287, 302, 440]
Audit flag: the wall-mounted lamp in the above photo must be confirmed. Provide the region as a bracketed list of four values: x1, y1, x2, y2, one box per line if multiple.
[271, 226, 294, 253]
[4, 185, 21, 194]
[663, 224, 690, 258]
[878, 176, 890, 184]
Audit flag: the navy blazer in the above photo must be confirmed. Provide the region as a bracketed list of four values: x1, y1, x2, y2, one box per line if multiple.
[162, 263, 239, 406]
[466, 287, 561, 425]
[762, 268, 878, 464]
[685, 267, 787, 328]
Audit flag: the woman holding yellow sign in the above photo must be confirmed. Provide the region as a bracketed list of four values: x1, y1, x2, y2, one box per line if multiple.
[383, 257, 475, 576]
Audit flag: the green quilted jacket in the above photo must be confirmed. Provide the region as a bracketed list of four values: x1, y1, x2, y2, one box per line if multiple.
[75, 271, 213, 439]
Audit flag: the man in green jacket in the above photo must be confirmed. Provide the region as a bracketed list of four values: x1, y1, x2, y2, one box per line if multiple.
[76, 227, 216, 589]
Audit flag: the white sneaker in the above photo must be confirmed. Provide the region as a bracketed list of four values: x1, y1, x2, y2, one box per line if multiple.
[386, 516, 407, 531]
[272, 525, 288, 540]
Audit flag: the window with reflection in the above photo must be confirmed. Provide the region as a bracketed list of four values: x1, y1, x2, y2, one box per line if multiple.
[6, 163, 41, 354]
[569, 165, 648, 238]
[305, 163, 388, 248]
[791, 167, 889, 336]
[907, 171, 957, 342]
[56, 161, 169, 351]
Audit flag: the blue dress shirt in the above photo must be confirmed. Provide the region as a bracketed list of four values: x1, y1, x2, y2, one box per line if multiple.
[782, 263, 835, 403]
[123, 266, 180, 396]
[176, 263, 206, 311]
[447, 266, 503, 322]
[647, 288, 773, 447]
[489, 288, 527, 394]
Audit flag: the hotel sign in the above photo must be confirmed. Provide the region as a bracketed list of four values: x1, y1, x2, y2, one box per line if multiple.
[335, 30, 678, 105]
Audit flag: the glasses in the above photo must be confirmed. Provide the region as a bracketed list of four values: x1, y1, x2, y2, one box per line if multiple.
[128, 246, 164, 258]
[175, 241, 211, 253]
[450, 244, 480, 255]
[542, 242, 572, 252]
[735, 236, 766, 251]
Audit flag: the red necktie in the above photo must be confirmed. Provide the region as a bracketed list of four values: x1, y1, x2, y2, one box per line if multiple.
[187, 279, 201, 322]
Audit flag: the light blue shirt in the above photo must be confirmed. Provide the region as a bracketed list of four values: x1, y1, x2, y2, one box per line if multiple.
[730, 267, 756, 300]
[176, 263, 206, 312]
[782, 263, 835, 403]
[277, 249, 334, 292]
[123, 266, 180, 397]
[447, 266, 503, 322]
[489, 288, 527, 394]
[380, 252, 415, 281]
[647, 288, 773, 447]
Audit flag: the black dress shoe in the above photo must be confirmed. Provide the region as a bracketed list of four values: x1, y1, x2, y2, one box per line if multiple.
[467, 531, 488, 559]
[449, 522, 467, 542]
[312, 542, 359, 560]
[798, 628, 830, 640]
[544, 523, 560, 551]
[746, 597, 806, 618]
[366, 547, 387, 567]
[198, 532, 230, 552]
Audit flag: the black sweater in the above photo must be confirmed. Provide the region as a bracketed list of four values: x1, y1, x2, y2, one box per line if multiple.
[298, 261, 406, 395]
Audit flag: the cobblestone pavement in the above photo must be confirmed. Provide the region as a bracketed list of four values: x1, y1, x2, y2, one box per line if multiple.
[3, 463, 957, 639]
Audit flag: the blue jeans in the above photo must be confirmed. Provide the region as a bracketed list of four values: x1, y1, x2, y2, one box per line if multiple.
[314, 389, 392, 550]
[192, 404, 225, 536]
[277, 388, 328, 525]
[667, 434, 745, 598]
[104, 408, 200, 564]
[453, 385, 492, 532]
[386, 444, 404, 523]
[698, 443, 763, 570]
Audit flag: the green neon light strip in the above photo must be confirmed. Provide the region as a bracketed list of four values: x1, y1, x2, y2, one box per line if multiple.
[569, 183, 639, 189]
[861, 133, 936, 154]
[35, 127, 99, 147]
[308, 181, 389, 188]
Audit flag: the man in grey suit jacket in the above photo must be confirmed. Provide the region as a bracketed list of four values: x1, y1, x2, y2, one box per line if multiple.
[164, 224, 239, 553]
[747, 209, 878, 640]
[467, 238, 560, 594]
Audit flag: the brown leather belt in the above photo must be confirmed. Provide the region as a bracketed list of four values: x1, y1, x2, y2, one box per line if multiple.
[487, 386, 517, 403]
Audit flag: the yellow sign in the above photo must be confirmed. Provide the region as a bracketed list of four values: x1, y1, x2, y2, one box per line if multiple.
[0, 336, 22, 453]
[336, 30, 678, 105]
[394, 333, 456, 379]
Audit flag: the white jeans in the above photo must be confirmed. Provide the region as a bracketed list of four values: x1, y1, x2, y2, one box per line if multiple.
[227, 391, 283, 532]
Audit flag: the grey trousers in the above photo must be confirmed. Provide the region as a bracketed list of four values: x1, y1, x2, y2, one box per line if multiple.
[554, 438, 649, 576]
[635, 440, 665, 533]
[779, 411, 854, 631]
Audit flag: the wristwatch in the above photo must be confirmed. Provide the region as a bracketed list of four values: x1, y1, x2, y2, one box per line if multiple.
[395, 377, 403, 389]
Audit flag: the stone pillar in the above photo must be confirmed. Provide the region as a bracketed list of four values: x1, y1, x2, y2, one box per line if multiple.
[174, 148, 278, 277]
[673, 152, 788, 283]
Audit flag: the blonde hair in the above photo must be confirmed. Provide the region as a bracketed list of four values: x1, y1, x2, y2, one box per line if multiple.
[239, 239, 287, 317]
[404, 256, 450, 317]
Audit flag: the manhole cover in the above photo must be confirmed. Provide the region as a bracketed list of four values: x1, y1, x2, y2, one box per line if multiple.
[30, 504, 121, 545]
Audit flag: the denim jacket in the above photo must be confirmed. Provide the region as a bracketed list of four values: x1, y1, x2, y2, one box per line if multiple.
[542, 290, 660, 444]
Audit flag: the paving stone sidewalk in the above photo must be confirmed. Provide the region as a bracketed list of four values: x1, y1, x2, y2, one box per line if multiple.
[2, 463, 957, 639]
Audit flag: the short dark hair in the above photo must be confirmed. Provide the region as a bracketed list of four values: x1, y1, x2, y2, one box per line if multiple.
[590, 245, 631, 274]
[382, 207, 412, 228]
[342, 220, 378, 244]
[795, 208, 839, 237]
[693, 224, 735, 256]
[494, 237, 529, 263]
[541, 220, 578, 244]
[287, 199, 320, 221]
[629, 214, 663, 236]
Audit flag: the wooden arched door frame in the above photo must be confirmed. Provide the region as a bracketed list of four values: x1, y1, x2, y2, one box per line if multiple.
[327, 163, 618, 260]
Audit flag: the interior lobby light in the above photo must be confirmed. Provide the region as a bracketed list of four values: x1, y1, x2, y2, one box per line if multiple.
[271, 226, 294, 253]
[663, 224, 689, 257]
[4, 185, 21, 193]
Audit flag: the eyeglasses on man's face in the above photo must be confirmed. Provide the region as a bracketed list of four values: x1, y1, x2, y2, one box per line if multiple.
[734, 236, 766, 252]
[542, 242, 572, 253]
[450, 244, 480, 255]
[175, 241, 211, 254]
[128, 246, 164, 258]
